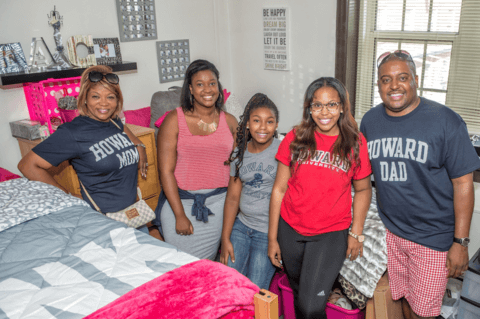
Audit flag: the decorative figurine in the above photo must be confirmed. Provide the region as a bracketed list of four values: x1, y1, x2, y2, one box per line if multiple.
[47, 6, 72, 70]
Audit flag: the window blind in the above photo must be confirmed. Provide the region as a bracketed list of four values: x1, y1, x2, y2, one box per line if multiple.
[354, 0, 480, 133]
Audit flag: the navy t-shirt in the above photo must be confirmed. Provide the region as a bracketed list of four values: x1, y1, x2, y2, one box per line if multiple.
[33, 116, 139, 213]
[360, 98, 480, 251]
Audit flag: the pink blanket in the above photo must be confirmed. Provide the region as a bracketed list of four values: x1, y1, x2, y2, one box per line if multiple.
[85, 260, 259, 319]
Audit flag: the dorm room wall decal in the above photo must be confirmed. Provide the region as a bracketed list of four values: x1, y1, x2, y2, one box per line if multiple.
[116, 0, 158, 42]
[156, 39, 190, 83]
[263, 7, 290, 71]
[93, 38, 122, 65]
[0, 43, 29, 74]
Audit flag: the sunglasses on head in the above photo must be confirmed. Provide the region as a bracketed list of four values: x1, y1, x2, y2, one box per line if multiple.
[88, 71, 120, 84]
[377, 50, 413, 68]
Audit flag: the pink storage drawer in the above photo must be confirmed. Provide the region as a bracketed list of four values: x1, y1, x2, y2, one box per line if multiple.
[23, 76, 82, 133]
[278, 273, 365, 319]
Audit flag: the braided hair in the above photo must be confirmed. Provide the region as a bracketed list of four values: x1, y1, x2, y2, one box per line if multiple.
[226, 93, 279, 179]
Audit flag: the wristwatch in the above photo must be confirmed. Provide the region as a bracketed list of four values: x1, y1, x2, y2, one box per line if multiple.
[349, 231, 365, 243]
[453, 237, 470, 247]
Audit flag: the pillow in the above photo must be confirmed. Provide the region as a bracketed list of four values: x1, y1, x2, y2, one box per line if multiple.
[150, 86, 182, 137]
[0, 167, 21, 183]
[154, 111, 171, 128]
[124, 106, 151, 128]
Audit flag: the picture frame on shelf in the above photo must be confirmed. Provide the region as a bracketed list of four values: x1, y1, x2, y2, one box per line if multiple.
[93, 38, 122, 65]
[0, 42, 29, 74]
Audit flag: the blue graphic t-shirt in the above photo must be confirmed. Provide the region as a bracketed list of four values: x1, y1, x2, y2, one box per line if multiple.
[33, 116, 139, 213]
[360, 98, 480, 251]
[230, 138, 281, 233]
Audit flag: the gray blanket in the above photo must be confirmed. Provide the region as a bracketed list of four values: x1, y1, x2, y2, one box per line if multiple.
[0, 179, 197, 318]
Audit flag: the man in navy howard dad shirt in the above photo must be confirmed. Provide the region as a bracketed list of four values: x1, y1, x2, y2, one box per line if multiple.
[360, 50, 480, 319]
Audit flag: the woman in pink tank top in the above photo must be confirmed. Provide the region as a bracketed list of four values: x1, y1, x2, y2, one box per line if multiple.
[154, 60, 238, 260]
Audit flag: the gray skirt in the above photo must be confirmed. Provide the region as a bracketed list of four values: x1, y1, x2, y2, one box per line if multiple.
[160, 189, 226, 260]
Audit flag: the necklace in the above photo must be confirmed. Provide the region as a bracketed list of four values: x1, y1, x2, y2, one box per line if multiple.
[197, 110, 218, 132]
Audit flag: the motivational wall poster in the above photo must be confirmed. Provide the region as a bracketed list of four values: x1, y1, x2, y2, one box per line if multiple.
[263, 7, 289, 71]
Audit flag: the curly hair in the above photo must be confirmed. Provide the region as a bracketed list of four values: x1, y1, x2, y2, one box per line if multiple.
[226, 93, 279, 179]
[180, 59, 224, 113]
[290, 77, 360, 172]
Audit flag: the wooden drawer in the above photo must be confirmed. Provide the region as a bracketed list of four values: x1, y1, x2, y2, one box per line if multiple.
[137, 132, 156, 165]
[145, 196, 159, 211]
[137, 163, 160, 199]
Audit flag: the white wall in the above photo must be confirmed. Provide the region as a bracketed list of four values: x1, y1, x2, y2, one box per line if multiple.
[0, 0, 228, 175]
[223, 0, 338, 134]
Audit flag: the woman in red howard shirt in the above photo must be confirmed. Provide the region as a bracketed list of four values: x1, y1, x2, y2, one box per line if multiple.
[268, 77, 372, 318]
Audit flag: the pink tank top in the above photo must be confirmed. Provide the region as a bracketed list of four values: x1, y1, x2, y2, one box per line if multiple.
[175, 107, 233, 190]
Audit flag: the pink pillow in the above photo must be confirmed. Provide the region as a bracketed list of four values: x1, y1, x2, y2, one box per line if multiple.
[124, 107, 151, 128]
[0, 168, 21, 183]
[154, 111, 171, 128]
[223, 89, 231, 102]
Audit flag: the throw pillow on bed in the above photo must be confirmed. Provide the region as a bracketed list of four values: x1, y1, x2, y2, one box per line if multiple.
[124, 106, 151, 128]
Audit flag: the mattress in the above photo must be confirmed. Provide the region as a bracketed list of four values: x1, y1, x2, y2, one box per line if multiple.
[0, 178, 197, 318]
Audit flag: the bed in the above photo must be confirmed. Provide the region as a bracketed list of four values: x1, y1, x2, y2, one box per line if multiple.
[0, 178, 260, 319]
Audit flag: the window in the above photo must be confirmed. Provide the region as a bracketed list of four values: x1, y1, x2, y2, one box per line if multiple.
[355, 0, 480, 132]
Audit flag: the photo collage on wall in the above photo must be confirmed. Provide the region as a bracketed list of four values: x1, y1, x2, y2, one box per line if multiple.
[115, 0, 157, 42]
[156, 39, 190, 83]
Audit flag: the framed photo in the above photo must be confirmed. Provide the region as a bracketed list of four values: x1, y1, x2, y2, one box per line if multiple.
[93, 38, 122, 65]
[0, 42, 28, 74]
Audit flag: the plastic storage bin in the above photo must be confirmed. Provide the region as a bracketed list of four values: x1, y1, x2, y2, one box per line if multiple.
[457, 297, 480, 319]
[269, 271, 284, 317]
[457, 247, 480, 317]
[23, 76, 82, 133]
[277, 273, 365, 319]
[278, 273, 295, 319]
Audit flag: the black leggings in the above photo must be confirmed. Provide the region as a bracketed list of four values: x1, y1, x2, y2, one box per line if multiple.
[277, 217, 348, 319]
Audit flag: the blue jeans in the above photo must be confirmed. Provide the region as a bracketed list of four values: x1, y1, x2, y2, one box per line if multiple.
[227, 218, 276, 290]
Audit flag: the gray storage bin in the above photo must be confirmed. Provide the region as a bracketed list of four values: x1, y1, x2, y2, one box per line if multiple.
[469, 247, 480, 274]
[461, 270, 480, 304]
[457, 297, 480, 319]
[9, 119, 50, 140]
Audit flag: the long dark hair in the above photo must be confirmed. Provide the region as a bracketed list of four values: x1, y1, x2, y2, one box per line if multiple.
[180, 59, 224, 113]
[226, 93, 279, 179]
[290, 77, 360, 172]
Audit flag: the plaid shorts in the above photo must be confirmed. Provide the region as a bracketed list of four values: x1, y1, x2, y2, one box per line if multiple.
[386, 230, 449, 317]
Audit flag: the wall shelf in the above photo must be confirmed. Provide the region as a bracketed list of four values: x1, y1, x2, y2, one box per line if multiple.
[0, 62, 137, 87]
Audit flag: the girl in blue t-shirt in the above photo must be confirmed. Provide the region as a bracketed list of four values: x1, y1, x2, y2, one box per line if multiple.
[220, 93, 280, 289]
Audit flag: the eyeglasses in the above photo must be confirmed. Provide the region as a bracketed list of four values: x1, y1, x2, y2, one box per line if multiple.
[377, 50, 413, 68]
[88, 71, 120, 84]
[310, 102, 341, 113]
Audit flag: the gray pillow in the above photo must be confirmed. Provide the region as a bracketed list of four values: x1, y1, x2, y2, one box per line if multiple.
[150, 86, 182, 137]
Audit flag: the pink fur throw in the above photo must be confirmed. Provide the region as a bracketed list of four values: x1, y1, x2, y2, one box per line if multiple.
[0, 168, 20, 183]
[85, 259, 259, 319]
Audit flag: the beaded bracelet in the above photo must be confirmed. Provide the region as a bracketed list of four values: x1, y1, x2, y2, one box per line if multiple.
[135, 143, 146, 149]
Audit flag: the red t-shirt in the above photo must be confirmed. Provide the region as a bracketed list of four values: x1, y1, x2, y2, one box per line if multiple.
[276, 130, 371, 236]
